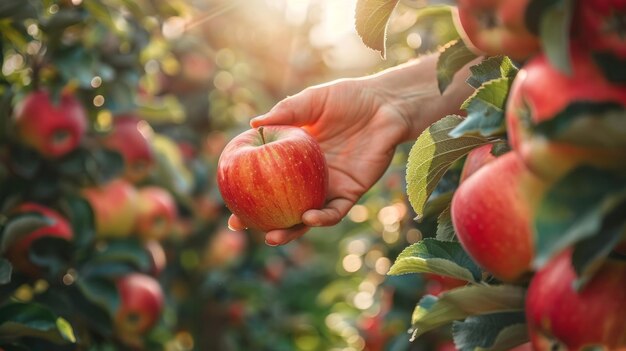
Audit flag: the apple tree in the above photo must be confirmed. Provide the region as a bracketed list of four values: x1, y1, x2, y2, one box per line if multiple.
[355, 0, 626, 350]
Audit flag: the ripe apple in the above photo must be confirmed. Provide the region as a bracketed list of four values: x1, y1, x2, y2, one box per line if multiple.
[3, 203, 73, 277]
[526, 250, 626, 350]
[459, 144, 497, 183]
[115, 273, 164, 335]
[217, 126, 328, 231]
[204, 227, 247, 268]
[12, 90, 87, 158]
[506, 44, 626, 181]
[135, 186, 177, 242]
[101, 115, 155, 184]
[575, 0, 626, 59]
[453, 0, 540, 60]
[423, 273, 467, 296]
[451, 152, 547, 282]
[82, 178, 138, 238]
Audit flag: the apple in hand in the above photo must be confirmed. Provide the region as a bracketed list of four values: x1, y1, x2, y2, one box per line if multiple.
[217, 126, 328, 231]
[101, 115, 155, 184]
[506, 44, 626, 181]
[453, 0, 540, 60]
[526, 250, 626, 350]
[451, 152, 547, 282]
[12, 90, 87, 158]
[115, 273, 164, 336]
[82, 178, 138, 238]
[135, 186, 177, 242]
[3, 203, 73, 277]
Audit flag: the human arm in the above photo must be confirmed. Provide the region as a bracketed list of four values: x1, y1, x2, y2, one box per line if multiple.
[229, 52, 477, 245]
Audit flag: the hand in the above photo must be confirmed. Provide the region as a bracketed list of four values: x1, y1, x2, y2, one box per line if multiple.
[228, 53, 474, 246]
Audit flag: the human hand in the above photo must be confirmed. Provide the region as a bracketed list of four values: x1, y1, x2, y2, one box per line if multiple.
[227, 76, 413, 246]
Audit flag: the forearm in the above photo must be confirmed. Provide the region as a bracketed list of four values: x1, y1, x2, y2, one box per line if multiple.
[366, 52, 478, 142]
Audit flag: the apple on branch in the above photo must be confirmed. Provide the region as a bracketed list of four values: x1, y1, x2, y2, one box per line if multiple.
[82, 178, 139, 239]
[12, 90, 87, 158]
[115, 273, 164, 338]
[135, 186, 178, 242]
[217, 126, 328, 232]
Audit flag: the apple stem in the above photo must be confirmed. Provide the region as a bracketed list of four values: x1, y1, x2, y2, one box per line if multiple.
[258, 127, 266, 145]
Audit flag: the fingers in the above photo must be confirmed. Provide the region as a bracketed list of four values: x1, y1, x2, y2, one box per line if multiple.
[227, 215, 246, 231]
[265, 224, 310, 246]
[250, 89, 321, 128]
[302, 198, 354, 227]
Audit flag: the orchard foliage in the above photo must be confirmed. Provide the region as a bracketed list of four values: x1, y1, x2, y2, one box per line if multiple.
[356, 0, 626, 350]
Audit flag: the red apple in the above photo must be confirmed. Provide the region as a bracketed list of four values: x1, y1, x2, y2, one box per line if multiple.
[453, 0, 540, 60]
[204, 227, 247, 268]
[82, 178, 138, 238]
[526, 250, 626, 350]
[135, 186, 177, 242]
[3, 203, 73, 277]
[424, 273, 467, 296]
[506, 44, 626, 181]
[217, 126, 328, 231]
[101, 115, 155, 184]
[451, 152, 547, 282]
[459, 144, 497, 183]
[115, 273, 164, 335]
[575, 0, 626, 59]
[12, 90, 87, 158]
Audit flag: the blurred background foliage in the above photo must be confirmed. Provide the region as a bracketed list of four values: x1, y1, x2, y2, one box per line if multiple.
[0, 0, 459, 350]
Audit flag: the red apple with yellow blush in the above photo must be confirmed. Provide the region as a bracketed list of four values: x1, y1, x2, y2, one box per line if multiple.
[217, 126, 328, 231]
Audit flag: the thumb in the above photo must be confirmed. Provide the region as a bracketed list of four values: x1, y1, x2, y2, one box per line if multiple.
[250, 89, 320, 128]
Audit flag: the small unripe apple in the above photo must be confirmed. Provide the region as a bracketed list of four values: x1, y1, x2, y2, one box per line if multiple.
[506, 44, 626, 181]
[217, 126, 328, 231]
[451, 152, 547, 282]
[453, 0, 540, 60]
[3, 203, 73, 277]
[12, 90, 87, 158]
[101, 115, 155, 184]
[82, 178, 139, 238]
[526, 250, 626, 350]
[135, 186, 177, 242]
[115, 273, 164, 336]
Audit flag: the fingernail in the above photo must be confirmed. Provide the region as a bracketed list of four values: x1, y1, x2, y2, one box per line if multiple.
[265, 238, 279, 247]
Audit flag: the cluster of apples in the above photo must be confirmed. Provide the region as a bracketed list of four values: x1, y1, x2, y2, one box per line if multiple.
[451, 0, 626, 349]
[5, 89, 179, 342]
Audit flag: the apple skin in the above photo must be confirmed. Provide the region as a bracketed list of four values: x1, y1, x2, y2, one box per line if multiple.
[115, 273, 164, 336]
[4, 203, 73, 277]
[526, 250, 626, 350]
[451, 152, 547, 282]
[506, 45, 626, 181]
[82, 178, 139, 238]
[459, 144, 497, 183]
[575, 0, 626, 59]
[13, 90, 88, 158]
[144, 240, 167, 276]
[102, 115, 155, 184]
[217, 126, 328, 231]
[424, 273, 467, 296]
[135, 186, 177, 242]
[204, 227, 247, 268]
[453, 0, 540, 60]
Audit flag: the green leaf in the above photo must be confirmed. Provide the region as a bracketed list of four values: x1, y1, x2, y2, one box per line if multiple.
[0, 214, 53, 253]
[76, 277, 120, 315]
[571, 199, 626, 289]
[533, 102, 626, 147]
[539, 0, 574, 74]
[62, 196, 95, 253]
[52, 46, 100, 88]
[388, 239, 481, 282]
[409, 285, 526, 339]
[0, 303, 76, 344]
[0, 259, 12, 285]
[436, 205, 456, 241]
[533, 167, 626, 269]
[466, 56, 518, 90]
[137, 95, 186, 124]
[452, 312, 527, 351]
[592, 52, 626, 85]
[29, 237, 73, 277]
[450, 77, 512, 138]
[0, 0, 37, 20]
[354, 0, 399, 58]
[89, 239, 152, 272]
[406, 115, 490, 220]
[437, 40, 478, 94]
